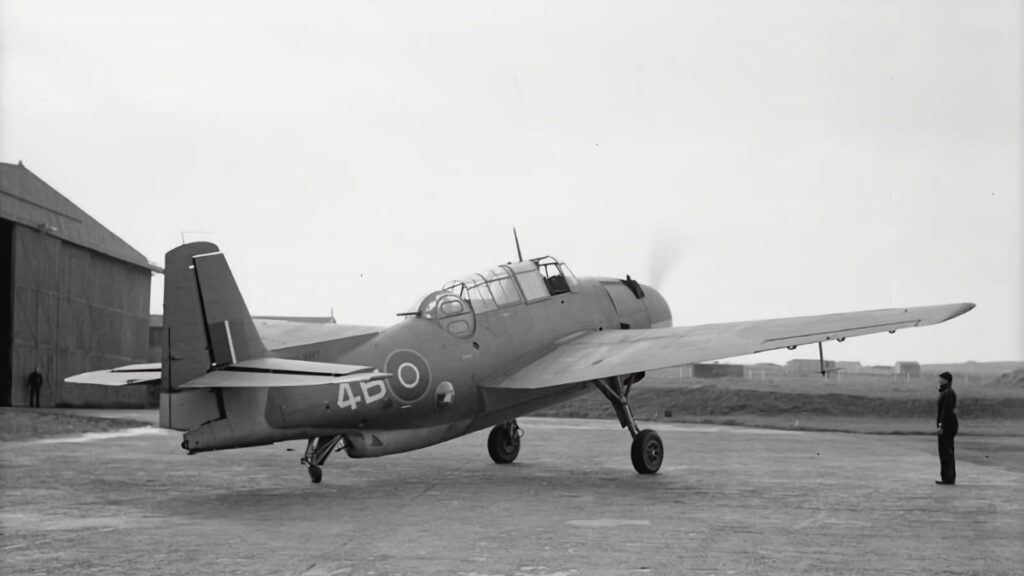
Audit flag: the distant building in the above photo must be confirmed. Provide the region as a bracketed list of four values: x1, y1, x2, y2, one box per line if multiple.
[1, 162, 161, 407]
[836, 361, 863, 372]
[748, 362, 785, 374]
[894, 361, 921, 377]
[745, 363, 785, 380]
[679, 363, 746, 379]
[786, 359, 837, 375]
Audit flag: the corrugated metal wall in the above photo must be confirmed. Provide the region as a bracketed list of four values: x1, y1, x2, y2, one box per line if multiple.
[10, 224, 155, 407]
[1, 220, 12, 405]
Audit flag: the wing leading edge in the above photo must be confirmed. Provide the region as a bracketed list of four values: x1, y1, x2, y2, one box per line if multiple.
[488, 302, 975, 390]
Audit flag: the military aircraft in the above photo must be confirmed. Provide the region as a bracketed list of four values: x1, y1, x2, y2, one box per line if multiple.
[68, 242, 974, 483]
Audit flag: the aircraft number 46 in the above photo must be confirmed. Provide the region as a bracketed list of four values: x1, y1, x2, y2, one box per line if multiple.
[337, 380, 388, 410]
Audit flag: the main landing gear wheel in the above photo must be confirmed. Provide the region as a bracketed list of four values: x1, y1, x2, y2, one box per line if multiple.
[630, 429, 663, 474]
[593, 374, 666, 475]
[488, 420, 522, 464]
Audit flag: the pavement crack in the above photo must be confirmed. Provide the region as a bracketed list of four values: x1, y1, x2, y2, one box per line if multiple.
[410, 479, 443, 502]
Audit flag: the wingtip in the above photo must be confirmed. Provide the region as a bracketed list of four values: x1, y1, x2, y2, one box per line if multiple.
[947, 302, 976, 320]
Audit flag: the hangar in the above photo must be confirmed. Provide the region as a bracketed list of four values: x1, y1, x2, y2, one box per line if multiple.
[894, 360, 921, 377]
[0, 162, 160, 407]
[786, 358, 837, 375]
[678, 362, 746, 379]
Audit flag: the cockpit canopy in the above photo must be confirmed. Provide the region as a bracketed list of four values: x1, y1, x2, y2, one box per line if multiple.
[410, 256, 577, 337]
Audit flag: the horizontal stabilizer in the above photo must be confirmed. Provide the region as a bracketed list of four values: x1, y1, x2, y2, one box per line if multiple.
[64, 363, 162, 386]
[178, 357, 389, 389]
[179, 369, 389, 389]
[226, 357, 377, 375]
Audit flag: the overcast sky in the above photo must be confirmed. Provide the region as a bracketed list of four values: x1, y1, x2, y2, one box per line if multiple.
[2, 0, 1020, 365]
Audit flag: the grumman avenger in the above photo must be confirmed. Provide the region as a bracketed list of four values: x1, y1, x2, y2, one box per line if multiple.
[68, 241, 974, 483]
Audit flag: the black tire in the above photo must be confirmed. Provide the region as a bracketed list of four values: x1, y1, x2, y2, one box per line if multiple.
[631, 429, 663, 474]
[308, 465, 323, 484]
[487, 424, 520, 464]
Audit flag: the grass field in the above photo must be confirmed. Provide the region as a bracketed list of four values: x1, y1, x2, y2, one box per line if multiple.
[3, 369, 1022, 473]
[533, 370, 1024, 436]
[528, 370, 1024, 474]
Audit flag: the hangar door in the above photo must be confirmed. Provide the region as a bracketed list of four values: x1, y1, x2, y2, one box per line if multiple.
[1, 219, 12, 406]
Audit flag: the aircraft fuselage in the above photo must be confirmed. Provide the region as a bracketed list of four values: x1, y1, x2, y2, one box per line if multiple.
[182, 273, 669, 457]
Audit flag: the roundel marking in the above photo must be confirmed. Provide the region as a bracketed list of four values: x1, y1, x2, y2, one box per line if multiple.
[384, 349, 431, 403]
[397, 363, 420, 389]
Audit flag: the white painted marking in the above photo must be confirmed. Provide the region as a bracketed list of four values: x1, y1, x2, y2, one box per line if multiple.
[397, 362, 420, 389]
[191, 251, 224, 259]
[224, 320, 237, 364]
[337, 383, 361, 410]
[360, 380, 387, 404]
[32, 427, 170, 444]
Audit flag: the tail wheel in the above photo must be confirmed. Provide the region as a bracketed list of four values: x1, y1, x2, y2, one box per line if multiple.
[631, 429, 663, 474]
[487, 422, 521, 464]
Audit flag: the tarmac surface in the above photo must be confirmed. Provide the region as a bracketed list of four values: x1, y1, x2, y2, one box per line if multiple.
[2, 416, 1022, 575]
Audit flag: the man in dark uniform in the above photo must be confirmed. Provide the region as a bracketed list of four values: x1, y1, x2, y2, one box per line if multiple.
[935, 371, 958, 485]
[28, 367, 43, 408]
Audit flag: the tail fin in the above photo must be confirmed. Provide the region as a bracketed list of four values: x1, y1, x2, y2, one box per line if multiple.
[160, 242, 267, 430]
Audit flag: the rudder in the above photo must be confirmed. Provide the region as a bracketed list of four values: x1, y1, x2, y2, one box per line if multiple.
[160, 242, 268, 430]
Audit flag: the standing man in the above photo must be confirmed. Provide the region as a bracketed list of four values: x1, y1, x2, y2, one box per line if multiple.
[27, 367, 43, 408]
[935, 371, 958, 485]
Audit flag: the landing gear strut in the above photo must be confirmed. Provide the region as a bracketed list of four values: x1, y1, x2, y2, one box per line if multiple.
[301, 435, 344, 483]
[594, 375, 663, 474]
[488, 419, 522, 464]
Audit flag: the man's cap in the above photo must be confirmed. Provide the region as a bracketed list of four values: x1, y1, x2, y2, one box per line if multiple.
[939, 371, 953, 383]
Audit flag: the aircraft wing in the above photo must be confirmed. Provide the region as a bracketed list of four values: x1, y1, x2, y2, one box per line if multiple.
[487, 303, 975, 390]
[253, 319, 383, 351]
